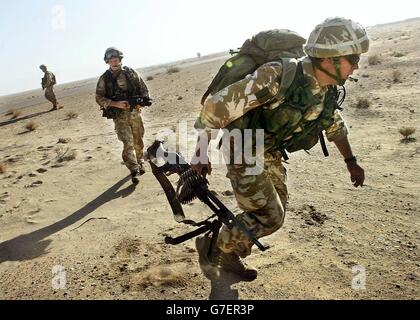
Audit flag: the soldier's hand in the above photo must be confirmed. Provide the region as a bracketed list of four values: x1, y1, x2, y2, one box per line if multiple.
[191, 154, 212, 176]
[114, 101, 129, 109]
[191, 163, 212, 176]
[347, 162, 365, 187]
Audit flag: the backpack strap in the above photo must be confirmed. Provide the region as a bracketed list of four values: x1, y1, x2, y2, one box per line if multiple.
[249, 59, 300, 130]
[103, 70, 120, 99]
[276, 58, 299, 101]
[122, 66, 137, 97]
[251, 58, 299, 110]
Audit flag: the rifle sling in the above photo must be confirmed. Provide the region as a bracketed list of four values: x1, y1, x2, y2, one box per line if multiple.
[149, 161, 186, 223]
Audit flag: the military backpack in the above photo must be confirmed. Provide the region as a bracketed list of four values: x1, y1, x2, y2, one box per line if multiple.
[201, 29, 307, 106]
[201, 29, 344, 158]
[51, 73, 56, 86]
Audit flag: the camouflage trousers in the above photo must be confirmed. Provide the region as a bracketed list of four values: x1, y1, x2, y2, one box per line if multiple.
[217, 151, 288, 258]
[113, 110, 145, 172]
[44, 87, 57, 106]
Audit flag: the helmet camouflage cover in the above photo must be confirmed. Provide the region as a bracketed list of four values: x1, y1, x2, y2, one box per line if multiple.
[104, 47, 124, 62]
[304, 17, 369, 58]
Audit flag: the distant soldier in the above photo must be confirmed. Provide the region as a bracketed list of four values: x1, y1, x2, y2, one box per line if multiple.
[95, 47, 151, 184]
[40, 64, 59, 111]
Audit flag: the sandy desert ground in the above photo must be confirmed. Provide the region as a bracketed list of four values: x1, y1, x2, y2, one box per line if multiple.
[0, 19, 419, 300]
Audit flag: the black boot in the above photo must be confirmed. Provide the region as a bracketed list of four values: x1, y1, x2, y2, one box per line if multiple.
[219, 251, 258, 281]
[138, 163, 146, 175]
[131, 169, 140, 185]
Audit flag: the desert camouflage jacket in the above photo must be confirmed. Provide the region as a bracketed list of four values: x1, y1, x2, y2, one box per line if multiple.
[42, 71, 56, 88]
[195, 57, 348, 147]
[96, 66, 149, 109]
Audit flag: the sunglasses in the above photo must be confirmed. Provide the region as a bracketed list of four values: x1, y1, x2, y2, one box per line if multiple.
[105, 51, 121, 60]
[106, 54, 119, 60]
[343, 54, 361, 66]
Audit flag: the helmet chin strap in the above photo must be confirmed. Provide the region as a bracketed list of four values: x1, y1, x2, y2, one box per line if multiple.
[315, 57, 347, 86]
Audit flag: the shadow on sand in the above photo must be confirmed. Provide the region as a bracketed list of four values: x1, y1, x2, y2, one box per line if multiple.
[0, 175, 136, 263]
[0, 110, 53, 127]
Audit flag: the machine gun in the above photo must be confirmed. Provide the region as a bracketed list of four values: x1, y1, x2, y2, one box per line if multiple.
[146, 140, 268, 259]
[127, 96, 153, 109]
[102, 95, 153, 119]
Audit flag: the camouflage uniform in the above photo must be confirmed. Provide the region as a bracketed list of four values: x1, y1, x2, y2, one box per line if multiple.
[113, 111, 145, 170]
[195, 57, 349, 258]
[96, 67, 149, 172]
[42, 71, 58, 107]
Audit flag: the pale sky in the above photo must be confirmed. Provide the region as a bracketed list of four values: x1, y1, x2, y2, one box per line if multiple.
[0, 0, 418, 96]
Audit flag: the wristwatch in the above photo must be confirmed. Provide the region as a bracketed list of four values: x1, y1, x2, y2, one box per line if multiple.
[344, 156, 357, 164]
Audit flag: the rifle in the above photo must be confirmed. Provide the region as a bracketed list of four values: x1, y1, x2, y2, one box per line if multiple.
[127, 96, 153, 110]
[146, 140, 268, 259]
[102, 95, 153, 119]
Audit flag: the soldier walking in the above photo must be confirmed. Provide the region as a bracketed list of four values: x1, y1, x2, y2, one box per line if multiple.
[40, 64, 59, 111]
[95, 47, 151, 184]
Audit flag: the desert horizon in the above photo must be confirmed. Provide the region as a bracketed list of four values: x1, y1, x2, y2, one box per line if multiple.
[1, 17, 418, 100]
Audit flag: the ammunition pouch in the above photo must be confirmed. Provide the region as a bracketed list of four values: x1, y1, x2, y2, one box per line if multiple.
[102, 106, 122, 119]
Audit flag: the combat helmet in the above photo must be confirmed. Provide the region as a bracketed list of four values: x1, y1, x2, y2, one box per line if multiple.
[104, 47, 124, 62]
[39, 64, 47, 70]
[304, 17, 369, 85]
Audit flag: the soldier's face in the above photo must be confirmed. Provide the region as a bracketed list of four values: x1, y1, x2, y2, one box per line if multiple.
[107, 57, 121, 70]
[321, 57, 359, 84]
[338, 56, 359, 79]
